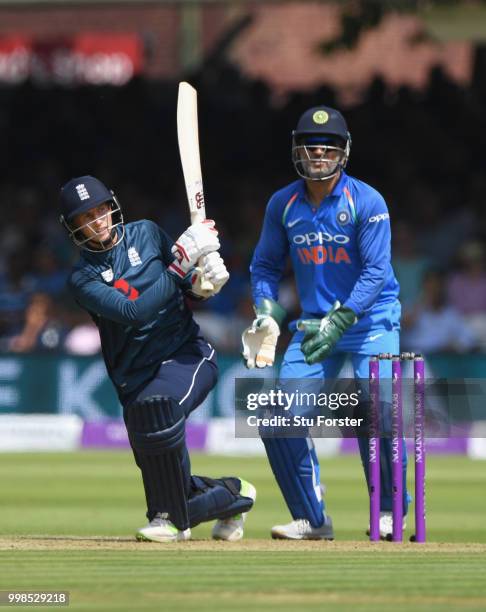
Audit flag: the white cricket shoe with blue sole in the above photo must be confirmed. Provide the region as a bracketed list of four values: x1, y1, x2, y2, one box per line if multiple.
[211, 479, 257, 542]
[136, 513, 191, 543]
[271, 515, 334, 540]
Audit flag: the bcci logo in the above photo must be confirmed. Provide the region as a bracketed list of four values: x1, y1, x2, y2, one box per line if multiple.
[337, 210, 351, 226]
[313, 110, 329, 125]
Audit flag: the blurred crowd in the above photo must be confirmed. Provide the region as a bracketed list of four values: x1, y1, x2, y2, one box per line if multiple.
[1, 57, 486, 356]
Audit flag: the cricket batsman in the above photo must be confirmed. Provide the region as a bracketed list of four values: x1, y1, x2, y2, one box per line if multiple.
[60, 175, 256, 542]
[242, 106, 408, 539]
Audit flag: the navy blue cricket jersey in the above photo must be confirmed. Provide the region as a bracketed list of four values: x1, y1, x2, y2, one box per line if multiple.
[68, 220, 199, 401]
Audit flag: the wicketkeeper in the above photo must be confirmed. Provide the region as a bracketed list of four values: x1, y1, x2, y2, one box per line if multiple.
[60, 175, 256, 542]
[243, 107, 408, 540]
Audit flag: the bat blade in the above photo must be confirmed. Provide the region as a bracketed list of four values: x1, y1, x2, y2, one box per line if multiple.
[177, 81, 206, 223]
[177, 81, 213, 292]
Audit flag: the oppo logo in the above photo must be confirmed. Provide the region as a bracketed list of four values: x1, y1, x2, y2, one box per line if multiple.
[293, 231, 350, 246]
[368, 213, 389, 223]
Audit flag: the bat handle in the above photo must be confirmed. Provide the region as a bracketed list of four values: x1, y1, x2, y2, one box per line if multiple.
[197, 256, 214, 293]
[190, 214, 214, 293]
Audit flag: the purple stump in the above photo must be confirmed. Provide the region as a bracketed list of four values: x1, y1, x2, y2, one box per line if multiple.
[414, 357, 426, 543]
[369, 357, 380, 542]
[391, 356, 403, 542]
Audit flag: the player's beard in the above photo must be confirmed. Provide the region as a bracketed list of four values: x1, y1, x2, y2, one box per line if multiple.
[305, 158, 340, 180]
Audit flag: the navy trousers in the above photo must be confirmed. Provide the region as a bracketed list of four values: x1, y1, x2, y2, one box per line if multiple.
[123, 336, 253, 527]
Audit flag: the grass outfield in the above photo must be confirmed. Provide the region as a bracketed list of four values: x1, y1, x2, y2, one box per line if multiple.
[0, 452, 485, 611]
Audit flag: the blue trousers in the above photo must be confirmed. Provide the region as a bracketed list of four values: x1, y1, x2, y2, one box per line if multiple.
[263, 327, 409, 527]
[124, 336, 253, 526]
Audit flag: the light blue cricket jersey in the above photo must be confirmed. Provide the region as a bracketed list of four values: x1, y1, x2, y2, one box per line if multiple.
[250, 171, 401, 335]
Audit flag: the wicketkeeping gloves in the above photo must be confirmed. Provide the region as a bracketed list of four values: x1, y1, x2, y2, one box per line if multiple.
[168, 219, 220, 280]
[242, 298, 286, 368]
[298, 301, 357, 365]
[189, 252, 230, 298]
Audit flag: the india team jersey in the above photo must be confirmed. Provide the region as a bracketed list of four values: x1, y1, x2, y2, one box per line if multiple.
[251, 171, 401, 335]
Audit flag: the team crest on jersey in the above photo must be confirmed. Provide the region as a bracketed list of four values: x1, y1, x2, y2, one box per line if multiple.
[128, 247, 142, 267]
[336, 210, 351, 226]
[101, 267, 114, 283]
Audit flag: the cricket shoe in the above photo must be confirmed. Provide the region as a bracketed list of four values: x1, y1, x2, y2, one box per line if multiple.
[366, 512, 407, 540]
[211, 479, 257, 542]
[271, 515, 334, 540]
[136, 513, 191, 543]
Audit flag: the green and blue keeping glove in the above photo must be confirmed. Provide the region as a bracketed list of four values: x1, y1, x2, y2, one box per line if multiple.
[297, 301, 357, 365]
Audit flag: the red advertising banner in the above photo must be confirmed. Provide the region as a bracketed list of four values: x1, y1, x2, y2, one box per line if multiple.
[0, 34, 143, 85]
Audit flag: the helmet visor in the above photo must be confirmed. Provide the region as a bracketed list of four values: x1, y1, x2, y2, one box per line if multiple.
[292, 134, 349, 181]
[63, 199, 124, 252]
[292, 136, 347, 181]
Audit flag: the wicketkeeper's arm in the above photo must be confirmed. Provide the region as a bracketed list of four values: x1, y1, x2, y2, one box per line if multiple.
[244, 194, 290, 367]
[250, 193, 290, 306]
[343, 193, 391, 316]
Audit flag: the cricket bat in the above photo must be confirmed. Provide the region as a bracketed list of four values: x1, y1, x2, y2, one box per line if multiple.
[177, 81, 213, 292]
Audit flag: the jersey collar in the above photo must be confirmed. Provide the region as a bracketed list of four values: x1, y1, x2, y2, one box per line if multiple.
[329, 170, 348, 197]
[298, 170, 348, 205]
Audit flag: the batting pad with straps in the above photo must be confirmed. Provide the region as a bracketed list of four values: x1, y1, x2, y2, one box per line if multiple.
[126, 395, 190, 530]
[188, 476, 254, 528]
[262, 436, 325, 528]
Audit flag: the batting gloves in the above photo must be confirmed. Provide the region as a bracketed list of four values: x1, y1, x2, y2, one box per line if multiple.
[189, 252, 230, 298]
[242, 298, 286, 368]
[168, 219, 220, 280]
[298, 301, 357, 365]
